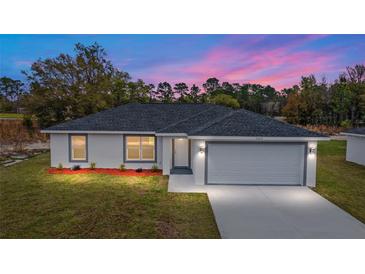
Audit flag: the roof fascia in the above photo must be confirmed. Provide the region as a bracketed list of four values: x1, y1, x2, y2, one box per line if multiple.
[41, 130, 156, 134]
[188, 136, 330, 141]
[340, 132, 365, 138]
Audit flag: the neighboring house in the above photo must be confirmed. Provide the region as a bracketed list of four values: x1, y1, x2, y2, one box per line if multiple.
[342, 127, 365, 166]
[42, 103, 328, 186]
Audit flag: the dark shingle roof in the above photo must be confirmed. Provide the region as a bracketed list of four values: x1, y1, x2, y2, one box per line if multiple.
[45, 103, 326, 138]
[157, 105, 232, 134]
[345, 127, 365, 136]
[190, 109, 326, 137]
[45, 103, 217, 132]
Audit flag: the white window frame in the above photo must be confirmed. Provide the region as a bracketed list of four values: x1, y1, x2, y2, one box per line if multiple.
[69, 134, 88, 162]
[125, 135, 156, 162]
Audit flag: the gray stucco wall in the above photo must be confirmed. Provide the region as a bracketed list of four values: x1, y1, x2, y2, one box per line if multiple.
[346, 136, 365, 166]
[50, 133, 162, 169]
[191, 139, 206, 185]
[190, 139, 318, 187]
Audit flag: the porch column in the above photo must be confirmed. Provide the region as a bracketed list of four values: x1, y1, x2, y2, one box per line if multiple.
[191, 139, 206, 185]
[306, 141, 318, 187]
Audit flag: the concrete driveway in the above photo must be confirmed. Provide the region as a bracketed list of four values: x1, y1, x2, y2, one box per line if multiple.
[208, 186, 365, 238]
[168, 175, 365, 239]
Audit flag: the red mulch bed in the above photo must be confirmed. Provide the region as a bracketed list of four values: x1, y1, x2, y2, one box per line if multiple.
[48, 168, 162, 176]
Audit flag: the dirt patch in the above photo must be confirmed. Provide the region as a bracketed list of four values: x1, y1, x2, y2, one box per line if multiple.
[156, 219, 179, 238]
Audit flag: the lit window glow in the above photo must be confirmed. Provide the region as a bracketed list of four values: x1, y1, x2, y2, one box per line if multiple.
[71, 135, 86, 161]
[126, 136, 155, 161]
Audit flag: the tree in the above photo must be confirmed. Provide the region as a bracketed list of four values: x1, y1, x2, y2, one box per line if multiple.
[329, 79, 352, 124]
[189, 84, 201, 103]
[346, 65, 365, 84]
[125, 79, 151, 103]
[0, 77, 25, 111]
[221, 82, 235, 96]
[0, 95, 12, 112]
[282, 93, 301, 123]
[24, 43, 131, 127]
[156, 82, 174, 103]
[344, 65, 365, 125]
[297, 75, 326, 124]
[211, 94, 240, 109]
[146, 84, 156, 102]
[203, 77, 220, 95]
[281, 85, 300, 97]
[173, 82, 189, 102]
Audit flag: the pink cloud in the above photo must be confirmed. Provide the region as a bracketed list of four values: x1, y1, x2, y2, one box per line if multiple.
[140, 35, 346, 90]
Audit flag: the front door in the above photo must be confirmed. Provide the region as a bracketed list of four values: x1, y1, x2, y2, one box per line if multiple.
[174, 139, 189, 167]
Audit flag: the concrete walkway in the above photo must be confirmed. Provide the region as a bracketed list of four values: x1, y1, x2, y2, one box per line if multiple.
[168, 175, 365, 239]
[168, 175, 206, 193]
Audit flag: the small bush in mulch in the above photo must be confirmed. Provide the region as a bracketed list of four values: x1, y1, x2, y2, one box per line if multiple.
[48, 167, 162, 176]
[151, 164, 159, 172]
[71, 165, 81, 171]
[135, 168, 143, 173]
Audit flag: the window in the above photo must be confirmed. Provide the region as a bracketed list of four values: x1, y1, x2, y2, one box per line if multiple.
[70, 135, 87, 161]
[126, 136, 155, 161]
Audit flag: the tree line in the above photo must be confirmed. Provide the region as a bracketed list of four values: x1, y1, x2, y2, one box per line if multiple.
[1, 42, 364, 128]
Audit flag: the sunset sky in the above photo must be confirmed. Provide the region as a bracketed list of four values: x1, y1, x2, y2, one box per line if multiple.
[1, 34, 364, 90]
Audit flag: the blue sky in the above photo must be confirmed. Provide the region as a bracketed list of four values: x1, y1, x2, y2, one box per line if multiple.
[0, 34, 364, 89]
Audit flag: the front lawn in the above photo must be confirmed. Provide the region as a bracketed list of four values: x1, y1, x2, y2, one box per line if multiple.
[0, 113, 24, 119]
[0, 154, 220, 238]
[315, 140, 365, 223]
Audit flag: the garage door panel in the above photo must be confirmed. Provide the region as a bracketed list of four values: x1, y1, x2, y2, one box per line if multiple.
[207, 143, 305, 185]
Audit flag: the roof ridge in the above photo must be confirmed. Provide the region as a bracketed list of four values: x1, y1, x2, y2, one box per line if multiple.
[188, 108, 236, 135]
[156, 105, 217, 133]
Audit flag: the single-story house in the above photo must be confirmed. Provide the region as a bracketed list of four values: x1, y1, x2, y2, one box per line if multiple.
[42, 103, 328, 186]
[341, 127, 365, 166]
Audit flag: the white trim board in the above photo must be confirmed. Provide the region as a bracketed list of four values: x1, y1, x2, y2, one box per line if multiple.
[155, 133, 187, 137]
[42, 130, 329, 141]
[41, 130, 155, 134]
[341, 132, 365, 138]
[188, 136, 330, 141]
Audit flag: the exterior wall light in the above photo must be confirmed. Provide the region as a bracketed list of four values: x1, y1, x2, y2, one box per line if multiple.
[309, 147, 316, 154]
[199, 146, 205, 153]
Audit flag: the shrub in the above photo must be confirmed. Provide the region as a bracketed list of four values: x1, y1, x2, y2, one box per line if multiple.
[0, 119, 48, 153]
[119, 164, 126, 171]
[57, 163, 63, 170]
[151, 164, 159, 172]
[22, 115, 34, 132]
[71, 165, 81, 171]
[90, 162, 96, 169]
[340, 120, 352, 129]
[211, 94, 240, 109]
[136, 168, 143, 173]
[298, 124, 344, 135]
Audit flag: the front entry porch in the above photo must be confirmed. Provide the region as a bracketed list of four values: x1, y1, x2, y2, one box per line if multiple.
[168, 174, 206, 193]
[170, 166, 193, 174]
[171, 138, 192, 174]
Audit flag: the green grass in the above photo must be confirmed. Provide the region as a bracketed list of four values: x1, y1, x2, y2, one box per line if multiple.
[315, 140, 365, 223]
[2, 141, 363, 238]
[0, 154, 220, 238]
[0, 113, 24, 119]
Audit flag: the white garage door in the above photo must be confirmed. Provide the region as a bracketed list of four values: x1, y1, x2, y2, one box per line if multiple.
[207, 143, 305, 185]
